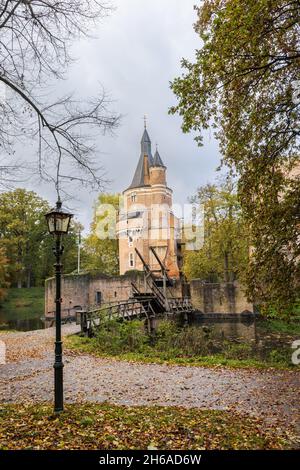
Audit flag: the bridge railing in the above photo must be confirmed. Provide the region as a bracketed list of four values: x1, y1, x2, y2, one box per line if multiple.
[77, 296, 194, 336]
[77, 297, 156, 336]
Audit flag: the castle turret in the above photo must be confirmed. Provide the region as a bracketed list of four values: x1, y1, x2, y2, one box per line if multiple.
[149, 147, 166, 186]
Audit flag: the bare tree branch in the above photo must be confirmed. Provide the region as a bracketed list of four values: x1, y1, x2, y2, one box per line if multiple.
[0, 0, 120, 196]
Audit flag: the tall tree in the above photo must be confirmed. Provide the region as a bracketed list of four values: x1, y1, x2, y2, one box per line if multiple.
[184, 180, 249, 283]
[0, 188, 78, 287]
[35, 224, 79, 284]
[170, 0, 300, 313]
[0, 247, 9, 301]
[0, 1, 119, 194]
[82, 193, 119, 275]
[0, 189, 49, 287]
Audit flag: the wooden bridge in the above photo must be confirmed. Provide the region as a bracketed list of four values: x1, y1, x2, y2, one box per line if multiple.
[78, 247, 195, 337]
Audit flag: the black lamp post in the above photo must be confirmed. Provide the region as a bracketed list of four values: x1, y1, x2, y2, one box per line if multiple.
[45, 199, 73, 413]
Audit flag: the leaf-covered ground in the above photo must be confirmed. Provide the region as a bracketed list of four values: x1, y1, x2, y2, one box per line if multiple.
[1, 327, 299, 449]
[0, 403, 288, 450]
[0, 324, 79, 362]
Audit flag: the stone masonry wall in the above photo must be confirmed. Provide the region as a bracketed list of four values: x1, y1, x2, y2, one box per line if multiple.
[45, 274, 252, 317]
[190, 280, 253, 314]
[45, 272, 145, 316]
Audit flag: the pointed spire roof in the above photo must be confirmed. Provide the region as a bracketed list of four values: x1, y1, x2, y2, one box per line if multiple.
[153, 147, 165, 167]
[128, 127, 153, 189]
[128, 153, 146, 189]
[140, 129, 154, 166]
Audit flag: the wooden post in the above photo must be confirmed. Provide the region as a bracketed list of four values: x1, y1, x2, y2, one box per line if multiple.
[149, 316, 157, 345]
[163, 270, 170, 313]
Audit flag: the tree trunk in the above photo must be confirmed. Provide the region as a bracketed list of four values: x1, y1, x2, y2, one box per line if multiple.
[224, 251, 230, 283]
[26, 269, 31, 289]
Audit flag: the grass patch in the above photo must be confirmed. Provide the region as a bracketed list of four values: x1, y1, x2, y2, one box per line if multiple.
[66, 335, 291, 369]
[0, 330, 17, 334]
[65, 317, 299, 370]
[0, 403, 288, 450]
[258, 318, 300, 336]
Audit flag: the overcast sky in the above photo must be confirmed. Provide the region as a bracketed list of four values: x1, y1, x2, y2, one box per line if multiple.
[26, 0, 222, 232]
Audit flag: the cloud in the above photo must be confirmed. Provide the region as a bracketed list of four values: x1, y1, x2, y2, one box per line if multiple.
[15, 0, 222, 231]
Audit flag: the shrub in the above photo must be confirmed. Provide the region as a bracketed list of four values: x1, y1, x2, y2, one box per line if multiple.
[95, 319, 148, 354]
[154, 321, 221, 356]
[90, 317, 294, 367]
[223, 342, 253, 360]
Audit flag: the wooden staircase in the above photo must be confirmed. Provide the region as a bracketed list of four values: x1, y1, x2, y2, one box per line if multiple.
[78, 248, 194, 336]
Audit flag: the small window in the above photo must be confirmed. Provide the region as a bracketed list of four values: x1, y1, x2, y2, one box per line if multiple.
[128, 235, 133, 247]
[129, 252, 135, 268]
[114, 291, 117, 298]
[131, 193, 137, 203]
[95, 291, 102, 305]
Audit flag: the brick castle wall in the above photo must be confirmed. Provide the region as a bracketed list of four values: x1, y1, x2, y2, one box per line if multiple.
[45, 273, 252, 316]
[190, 280, 253, 314]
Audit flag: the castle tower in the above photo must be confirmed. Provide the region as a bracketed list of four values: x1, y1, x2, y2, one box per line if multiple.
[117, 126, 181, 277]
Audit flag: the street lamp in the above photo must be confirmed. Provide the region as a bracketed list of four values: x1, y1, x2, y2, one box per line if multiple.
[45, 199, 73, 413]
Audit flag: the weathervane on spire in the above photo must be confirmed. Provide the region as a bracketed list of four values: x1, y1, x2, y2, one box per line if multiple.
[143, 114, 147, 129]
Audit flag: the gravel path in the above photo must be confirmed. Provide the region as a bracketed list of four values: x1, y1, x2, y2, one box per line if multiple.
[0, 326, 299, 443]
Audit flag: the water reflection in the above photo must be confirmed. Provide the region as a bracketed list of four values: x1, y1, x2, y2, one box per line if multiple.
[0, 317, 45, 332]
[171, 313, 294, 362]
[195, 317, 257, 342]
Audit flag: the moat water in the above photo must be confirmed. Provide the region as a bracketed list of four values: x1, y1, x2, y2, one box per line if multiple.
[0, 306, 267, 335]
[0, 310, 44, 332]
[0, 306, 295, 362]
[0, 303, 257, 338]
